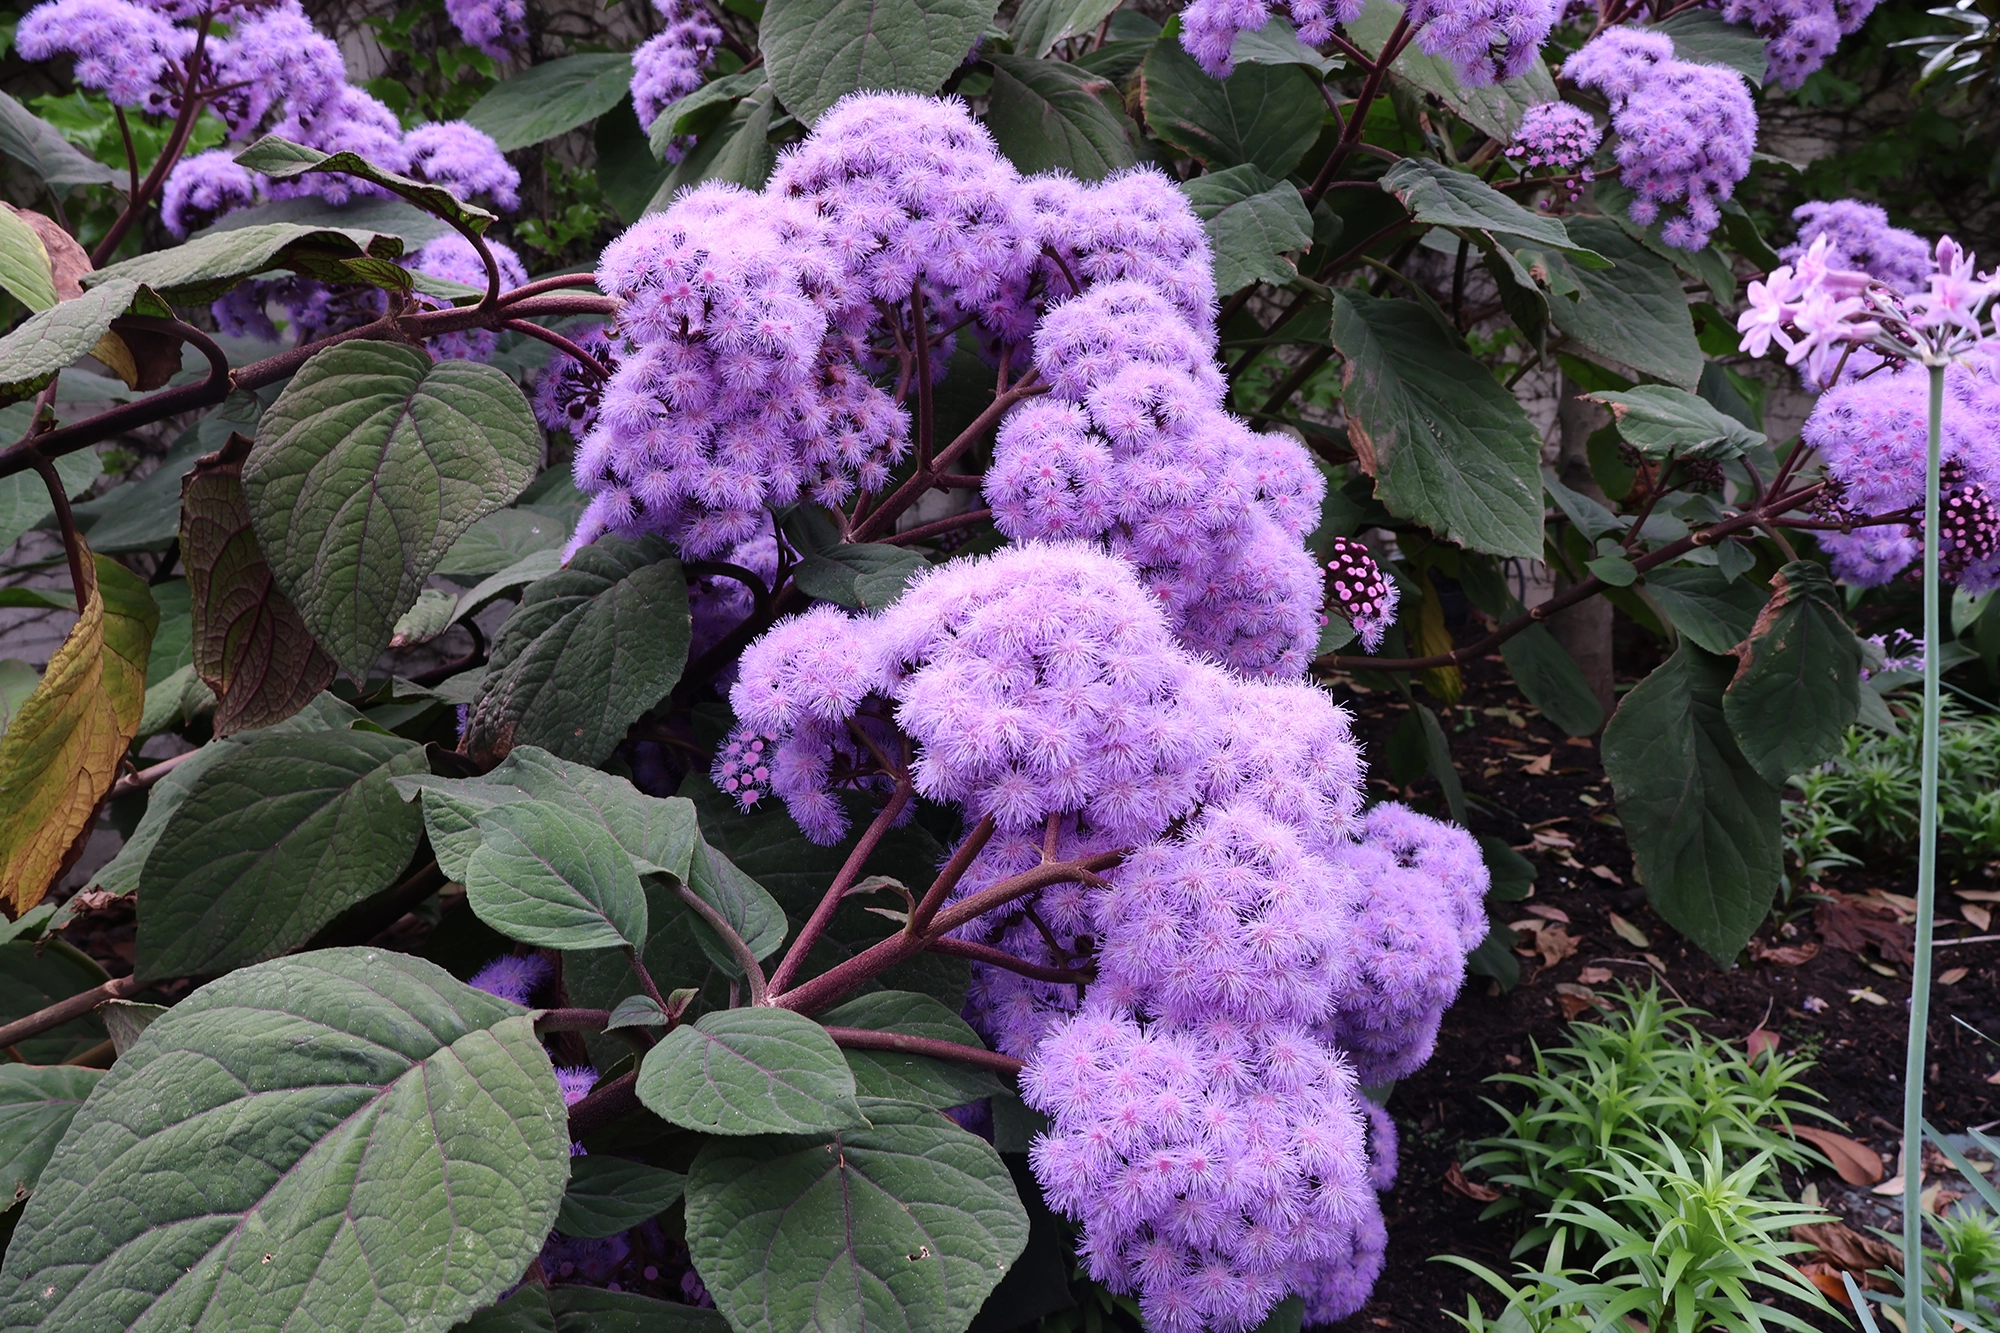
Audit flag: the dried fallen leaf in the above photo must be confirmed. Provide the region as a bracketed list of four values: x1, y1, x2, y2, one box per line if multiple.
[1921, 1184, 1962, 1215]
[1644, 952, 1670, 974]
[1524, 904, 1570, 923]
[1792, 1221, 1901, 1274]
[1748, 937, 1821, 966]
[1577, 966, 1614, 985]
[1940, 967, 1969, 986]
[1746, 1029, 1780, 1060]
[1987, 1069, 2000, 1085]
[1871, 1174, 1905, 1197]
[1819, 892, 1915, 965]
[1957, 888, 2000, 903]
[1963, 903, 1992, 931]
[1520, 753, 1553, 775]
[1442, 1162, 1500, 1202]
[1588, 863, 1623, 885]
[1799, 1264, 1853, 1308]
[1608, 912, 1650, 948]
[1848, 987, 1890, 1006]
[1553, 982, 1603, 1019]
[1788, 1125, 1886, 1186]
[1868, 889, 1919, 918]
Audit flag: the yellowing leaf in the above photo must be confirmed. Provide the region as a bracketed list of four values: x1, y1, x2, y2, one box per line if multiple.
[0, 549, 156, 913]
[1608, 911, 1650, 948]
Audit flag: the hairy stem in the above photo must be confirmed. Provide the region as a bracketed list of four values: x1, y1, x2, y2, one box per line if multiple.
[502, 320, 610, 379]
[567, 1070, 639, 1139]
[768, 778, 914, 996]
[676, 880, 769, 1007]
[924, 934, 1091, 984]
[822, 1026, 1025, 1075]
[906, 814, 996, 939]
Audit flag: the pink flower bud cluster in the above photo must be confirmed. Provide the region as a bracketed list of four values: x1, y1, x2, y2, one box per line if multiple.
[1564, 27, 1755, 250]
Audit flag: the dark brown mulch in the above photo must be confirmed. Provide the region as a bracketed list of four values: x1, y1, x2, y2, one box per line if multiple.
[1325, 658, 2000, 1331]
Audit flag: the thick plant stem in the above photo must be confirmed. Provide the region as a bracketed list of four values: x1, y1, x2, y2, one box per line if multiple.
[1902, 361, 1945, 1329]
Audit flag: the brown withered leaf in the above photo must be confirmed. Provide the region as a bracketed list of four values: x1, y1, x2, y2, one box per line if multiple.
[1815, 892, 1914, 965]
[1442, 1162, 1500, 1202]
[1746, 1029, 1780, 1060]
[1747, 936, 1821, 966]
[5, 204, 89, 299]
[1792, 1221, 1902, 1276]
[181, 433, 335, 733]
[1553, 983, 1601, 1020]
[1788, 1125, 1886, 1186]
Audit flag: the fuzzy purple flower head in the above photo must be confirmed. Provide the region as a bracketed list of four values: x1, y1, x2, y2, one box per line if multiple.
[406, 233, 529, 362]
[532, 321, 626, 437]
[1783, 199, 1933, 295]
[1565, 27, 1755, 249]
[469, 952, 552, 1005]
[445, 0, 526, 59]
[404, 121, 521, 212]
[1324, 536, 1399, 652]
[1404, 0, 1560, 87]
[632, 0, 723, 156]
[17, 0, 187, 111]
[1179, 0, 1363, 78]
[161, 149, 257, 238]
[1720, 0, 1879, 89]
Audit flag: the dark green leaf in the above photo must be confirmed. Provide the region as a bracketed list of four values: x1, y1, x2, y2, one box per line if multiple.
[1229, 16, 1339, 73]
[1414, 702, 1466, 823]
[555, 1156, 686, 1238]
[0, 448, 98, 555]
[181, 430, 338, 734]
[1652, 8, 1766, 87]
[465, 799, 650, 951]
[99, 999, 167, 1055]
[465, 538, 692, 766]
[1181, 164, 1313, 293]
[465, 53, 634, 151]
[1378, 157, 1581, 253]
[452, 550, 567, 623]
[459, 1285, 728, 1333]
[1587, 383, 1765, 461]
[792, 541, 930, 610]
[760, 0, 1001, 123]
[0, 92, 120, 190]
[0, 1064, 101, 1209]
[1539, 216, 1703, 391]
[0, 941, 106, 1064]
[87, 694, 364, 897]
[821, 990, 1005, 1108]
[605, 993, 668, 1030]
[637, 1007, 868, 1135]
[395, 744, 699, 885]
[1009, 0, 1123, 57]
[1330, 290, 1542, 558]
[244, 341, 540, 679]
[596, 98, 672, 224]
[437, 506, 576, 581]
[1722, 562, 1861, 785]
[1586, 553, 1638, 586]
[235, 136, 498, 234]
[984, 55, 1140, 180]
[134, 728, 427, 981]
[0, 278, 170, 406]
[650, 82, 779, 209]
[647, 69, 773, 158]
[1141, 22, 1325, 177]
[1344, 0, 1557, 138]
[1499, 624, 1604, 737]
[686, 1099, 1028, 1333]
[0, 950, 570, 1331]
[1477, 834, 1537, 902]
[1466, 920, 1520, 988]
[1645, 564, 1768, 655]
[85, 222, 407, 304]
[685, 838, 789, 972]
[1602, 643, 1781, 962]
[200, 194, 456, 246]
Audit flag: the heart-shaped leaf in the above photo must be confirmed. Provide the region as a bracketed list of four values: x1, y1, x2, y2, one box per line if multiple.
[1181, 164, 1313, 294]
[555, 1156, 686, 1238]
[638, 1007, 867, 1136]
[243, 341, 539, 679]
[685, 1098, 1027, 1333]
[983, 55, 1139, 180]
[0, 950, 570, 1332]
[464, 53, 634, 151]
[760, 0, 999, 124]
[464, 799, 649, 951]
[134, 728, 428, 981]
[1723, 562, 1861, 785]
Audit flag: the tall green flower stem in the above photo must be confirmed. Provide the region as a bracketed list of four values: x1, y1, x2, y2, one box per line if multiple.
[1903, 360, 1947, 1331]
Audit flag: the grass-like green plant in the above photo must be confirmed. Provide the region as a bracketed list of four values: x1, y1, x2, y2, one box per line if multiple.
[1443, 1135, 1840, 1333]
[1465, 985, 1833, 1251]
[1783, 699, 2000, 874]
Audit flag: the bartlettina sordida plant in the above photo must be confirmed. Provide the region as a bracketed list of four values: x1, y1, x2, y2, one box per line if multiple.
[0, 0, 1950, 1326]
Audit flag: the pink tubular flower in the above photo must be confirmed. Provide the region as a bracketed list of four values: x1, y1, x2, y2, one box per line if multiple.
[1323, 535, 1399, 651]
[1784, 200, 1933, 294]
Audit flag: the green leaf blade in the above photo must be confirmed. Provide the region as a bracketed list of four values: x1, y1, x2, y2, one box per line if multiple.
[555, 1157, 686, 1238]
[464, 799, 650, 951]
[465, 53, 635, 151]
[1141, 24, 1326, 177]
[983, 55, 1140, 180]
[1182, 165, 1313, 293]
[1721, 562, 1861, 786]
[637, 1008, 867, 1136]
[760, 0, 1001, 124]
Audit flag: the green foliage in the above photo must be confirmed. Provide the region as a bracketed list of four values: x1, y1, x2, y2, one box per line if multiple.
[759, 0, 1001, 123]
[638, 1007, 870, 1135]
[1783, 699, 2000, 870]
[1466, 985, 1829, 1246]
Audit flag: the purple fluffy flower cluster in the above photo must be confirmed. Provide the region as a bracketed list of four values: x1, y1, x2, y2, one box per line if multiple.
[1018, 168, 1219, 337]
[1180, 0, 1362, 78]
[445, 0, 527, 59]
[571, 180, 907, 559]
[1807, 349, 2000, 590]
[1782, 199, 1933, 295]
[723, 543, 1489, 1327]
[1403, 0, 1560, 87]
[985, 279, 1327, 678]
[1505, 100, 1599, 205]
[1564, 27, 1755, 249]
[1718, 0, 1878, 88]
[632, 0, 723, 157]
[17, 0, 190, 113]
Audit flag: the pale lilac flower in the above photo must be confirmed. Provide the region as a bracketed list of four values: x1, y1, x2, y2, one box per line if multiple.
[209, 0, 344, 134]
[469, 952, 552, 1005]
[17, 0, 186, 111]
[631, 0, 722, 156]
[403, 121, 521, 212]
[1784, 199, 1933, 294]
[161, 149, 256, 236]
[1405, 0, 1560, 87]
[1179, 0, 1363, 77]
[1720, 0, 1879, 88]
[445, 0, 526, 59]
